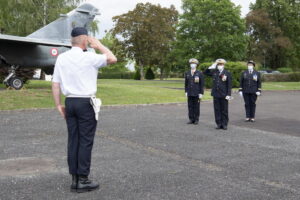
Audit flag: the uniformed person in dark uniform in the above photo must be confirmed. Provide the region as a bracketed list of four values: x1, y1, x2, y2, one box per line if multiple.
[239, 61, 262, 122]
[185, 58, 205, 125]
[204, 59, 232, 130]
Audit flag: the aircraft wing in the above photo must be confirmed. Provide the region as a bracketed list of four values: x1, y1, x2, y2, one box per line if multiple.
[0, 34, 71, 47]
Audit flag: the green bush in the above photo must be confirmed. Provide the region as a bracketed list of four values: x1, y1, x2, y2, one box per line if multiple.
[262, 72, 300, 82]
[277, 67, 293, 73]
[98, 72, 135, 79]
[145, 67, 155, 80]
[133, 70, 141, 80]
[199, 62, 247, 88]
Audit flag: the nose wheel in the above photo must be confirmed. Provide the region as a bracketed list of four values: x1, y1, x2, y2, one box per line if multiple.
[3, 65, 24, 90]
[9, 77, 24, 90]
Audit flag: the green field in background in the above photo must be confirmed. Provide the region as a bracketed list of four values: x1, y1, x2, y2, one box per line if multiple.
[0, 80, 299, 110]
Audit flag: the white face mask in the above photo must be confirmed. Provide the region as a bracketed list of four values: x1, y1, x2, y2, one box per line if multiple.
[190, 64, 197, 69]
[217, 65, 224, 71]
[248, 65, 254, 71]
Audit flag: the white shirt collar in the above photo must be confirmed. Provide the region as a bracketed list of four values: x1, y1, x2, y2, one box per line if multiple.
[71, 46, 84, 52]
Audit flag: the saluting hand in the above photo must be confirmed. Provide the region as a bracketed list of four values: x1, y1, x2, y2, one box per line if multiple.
[88, 36, 102, 49]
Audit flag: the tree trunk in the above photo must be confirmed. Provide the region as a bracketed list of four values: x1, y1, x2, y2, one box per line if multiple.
[139, 62, 144, 80]
[160, 68, 164, 80]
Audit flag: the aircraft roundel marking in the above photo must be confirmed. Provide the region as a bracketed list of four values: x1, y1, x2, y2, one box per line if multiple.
[51, 48, 59, 57]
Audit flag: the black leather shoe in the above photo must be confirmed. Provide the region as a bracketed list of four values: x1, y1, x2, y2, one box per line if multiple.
[70, 174, 78, 192]
[187, 121, 194, 124]
[77, 175, 99, 193]
[216, 125, 222, 130]
[194, 121, 199, 125]
[222, 126, 227, 130]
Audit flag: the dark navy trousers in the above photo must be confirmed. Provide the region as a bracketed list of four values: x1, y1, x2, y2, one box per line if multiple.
[65, 98, 97, 176]
[213, 97, 229, 127]
[243, 93, 257, 118]
[187, 96, 200, 122]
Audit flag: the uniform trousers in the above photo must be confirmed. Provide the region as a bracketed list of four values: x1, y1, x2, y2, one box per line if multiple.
[213, 97, 229, 127]
[243, 93, 257, 118]
[65, 98, 97, 176]
[188, 96, 200, 122]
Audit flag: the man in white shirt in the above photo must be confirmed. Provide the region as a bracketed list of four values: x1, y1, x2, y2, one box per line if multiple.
[52, 27, 117, 193]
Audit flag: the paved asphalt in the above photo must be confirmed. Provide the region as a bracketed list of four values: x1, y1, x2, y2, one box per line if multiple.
[0, 91, 300, 200]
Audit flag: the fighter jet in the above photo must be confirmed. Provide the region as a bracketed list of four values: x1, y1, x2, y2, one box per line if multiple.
[0, 3, 100, 89]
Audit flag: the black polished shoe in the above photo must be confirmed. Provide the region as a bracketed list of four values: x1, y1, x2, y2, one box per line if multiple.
[222, 126, 227, 130]
[215, 125, 222, 130]
[77, 175, 99, 193]
[70, 174, 78, 192]
[187, 121, 194, 124]
[194, 121, 199, 125]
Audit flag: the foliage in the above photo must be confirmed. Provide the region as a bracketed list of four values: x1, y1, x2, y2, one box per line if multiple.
[98, 72, 135, 79]
[145, 67, 155, 80]
[112, 3, 178, 79]
[134, 69, 141, 80]
[277, 67, 293, 73]
[172, 0, 247, 73]
[99, 33, 129, 74]
[0, 0, 80, 36]
[246, 0, 300, 70]
[199, 62, 247, 88]
[262, 72, 300, 82]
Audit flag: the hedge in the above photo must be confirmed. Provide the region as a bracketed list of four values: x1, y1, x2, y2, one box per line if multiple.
[199, 62, 248, 88]
[262, 72, 300, 82]
[277, 67, 293, 73]
[98, 72, 135, 79]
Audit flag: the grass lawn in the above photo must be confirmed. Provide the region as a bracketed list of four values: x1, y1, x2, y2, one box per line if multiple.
[0, 79, 205, 110]
[0, 80, 299, 110]
[262, 82, 300, 91]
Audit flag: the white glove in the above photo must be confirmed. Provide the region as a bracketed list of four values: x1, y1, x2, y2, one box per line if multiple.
[239, 91, 243, 97]
[185, 92, 188, 97]
[256, 92, 261, 96]
[225, 96, 231, 100]
[90, 97, 102, 121]
[208, 62, 217, 69]
[199, 94, 203, 99]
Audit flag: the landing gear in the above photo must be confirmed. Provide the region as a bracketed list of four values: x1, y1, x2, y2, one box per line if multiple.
[3, 65, 24, 90]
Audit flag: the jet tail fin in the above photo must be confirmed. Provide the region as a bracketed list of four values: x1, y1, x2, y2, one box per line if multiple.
[27, 3, 100, 43]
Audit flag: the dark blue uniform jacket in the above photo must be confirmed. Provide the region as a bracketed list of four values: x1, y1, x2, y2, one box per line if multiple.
[185, 70, 205, 97]
[239, 70, 262, 94]
[204, 69, 232, 98]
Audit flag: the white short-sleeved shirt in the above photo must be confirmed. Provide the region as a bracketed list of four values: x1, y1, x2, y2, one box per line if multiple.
[52, 47, 107, 96]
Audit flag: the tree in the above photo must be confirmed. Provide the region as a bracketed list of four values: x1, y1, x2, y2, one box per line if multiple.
[99, 33, 129, 74]
[247, 0, 300, 69]
[111, 3, 178, 80]
[0, 0, 81, 36]
[145, 67, 155, 80]
[173, 0, 247, 73]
